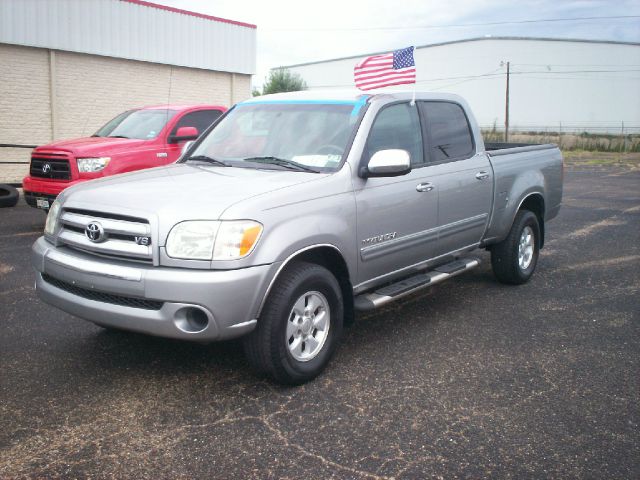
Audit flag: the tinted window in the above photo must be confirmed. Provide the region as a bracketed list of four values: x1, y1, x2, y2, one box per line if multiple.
[422, 102, 474, 162]
[366, 103, 423, 166]
[94, 109, 177, 139]
[171, 110, 223, 137]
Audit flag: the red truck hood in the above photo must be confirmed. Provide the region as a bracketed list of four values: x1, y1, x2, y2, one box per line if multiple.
[34, 137, 149, 157]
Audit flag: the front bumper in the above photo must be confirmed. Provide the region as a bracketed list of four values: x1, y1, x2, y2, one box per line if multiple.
[32, 237, 276, 341]
[23, 176, 82, 197]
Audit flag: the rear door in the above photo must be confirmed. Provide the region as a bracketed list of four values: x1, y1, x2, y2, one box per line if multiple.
[165, 109, 224, 162]
[418, 101, 493, 257]
[354, 102, 439, 286]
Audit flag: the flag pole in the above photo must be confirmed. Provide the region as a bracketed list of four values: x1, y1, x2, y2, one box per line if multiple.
[410, 46, 416, 106]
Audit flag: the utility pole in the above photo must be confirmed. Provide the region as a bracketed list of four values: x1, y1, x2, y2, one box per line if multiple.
[504, 61, 510, 143]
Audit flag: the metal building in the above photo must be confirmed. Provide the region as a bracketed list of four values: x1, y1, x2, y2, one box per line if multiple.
[283, 37, 640, 134]
[0, 0, 256, 182]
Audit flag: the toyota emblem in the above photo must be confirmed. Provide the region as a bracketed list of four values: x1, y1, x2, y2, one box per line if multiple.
[85, 222, 105, 243]
[42, 163, 52, 174]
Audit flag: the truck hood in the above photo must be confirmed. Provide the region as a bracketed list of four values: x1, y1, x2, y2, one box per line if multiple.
[35, 137, 149, 157]
[61, 163, 328, 224]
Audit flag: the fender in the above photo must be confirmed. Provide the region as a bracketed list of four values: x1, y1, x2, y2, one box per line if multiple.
[255, 243, 346, 318]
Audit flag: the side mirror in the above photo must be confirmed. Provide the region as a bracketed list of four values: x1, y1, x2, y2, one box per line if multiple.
[361, 149, 411, 178]
[179, 140, 195, 160]
[170, 126, 199, 144]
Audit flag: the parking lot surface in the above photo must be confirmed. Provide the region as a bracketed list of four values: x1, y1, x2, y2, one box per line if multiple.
[1, 165, 638, 479]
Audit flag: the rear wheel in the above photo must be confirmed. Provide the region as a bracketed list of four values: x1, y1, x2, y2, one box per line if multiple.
[243, 261, 343, 385]
[491, 210, 540, 285]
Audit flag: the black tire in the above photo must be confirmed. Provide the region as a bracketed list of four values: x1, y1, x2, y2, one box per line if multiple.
[243, 261, 344, 385]
[491, 210, 541, 285]
[0, 184, 19, 208]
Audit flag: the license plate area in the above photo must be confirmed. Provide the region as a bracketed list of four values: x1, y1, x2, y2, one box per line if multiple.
[36, 197, 50, 210]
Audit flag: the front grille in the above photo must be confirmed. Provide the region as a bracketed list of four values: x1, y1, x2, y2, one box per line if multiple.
[42, 273, 163, 310]
[30, 154, 72, 180]
[57, 209, 154, 264]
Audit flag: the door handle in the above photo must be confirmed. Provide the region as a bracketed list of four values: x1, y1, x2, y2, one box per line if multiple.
[475, 171, 490, 180]
[416, 182, 434, 192]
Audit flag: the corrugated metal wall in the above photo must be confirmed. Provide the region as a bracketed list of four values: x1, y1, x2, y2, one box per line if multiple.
[0, 0, 256, 74]
[285, 38, 640, 134]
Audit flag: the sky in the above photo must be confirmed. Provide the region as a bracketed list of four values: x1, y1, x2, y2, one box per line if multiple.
[154, 0, 640, 87]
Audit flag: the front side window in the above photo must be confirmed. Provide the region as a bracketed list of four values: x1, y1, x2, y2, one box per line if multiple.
[421, 102, 474, 162]
[365, 103, 424, 166]
[170, 110, 223, 138]
[93, 109, 178, 140]
[188, 103, 362, 172]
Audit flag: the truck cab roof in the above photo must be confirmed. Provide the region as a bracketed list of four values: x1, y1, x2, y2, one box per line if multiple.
[241, 89, 467, 105]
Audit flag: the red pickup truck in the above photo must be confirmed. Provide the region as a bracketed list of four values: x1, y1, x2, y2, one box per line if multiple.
[22, 104, 226, 210]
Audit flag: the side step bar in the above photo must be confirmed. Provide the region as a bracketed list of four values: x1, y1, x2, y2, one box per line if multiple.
[354, 257, 480, 311]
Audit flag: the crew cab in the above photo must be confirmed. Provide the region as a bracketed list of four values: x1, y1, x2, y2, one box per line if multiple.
[32, 91, 563, 384]
[22, 104, 226, 210]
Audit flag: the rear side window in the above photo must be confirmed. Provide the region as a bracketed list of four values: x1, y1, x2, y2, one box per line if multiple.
[365, 103, 424, 166]
[421, 102, 474, 162]
[171, 109, 223, 137]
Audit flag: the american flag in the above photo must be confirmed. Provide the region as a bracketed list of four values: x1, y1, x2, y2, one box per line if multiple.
[354, 46, 416, 91]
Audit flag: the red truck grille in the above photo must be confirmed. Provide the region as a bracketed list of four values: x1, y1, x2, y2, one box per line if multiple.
[30, 153, 72, 180]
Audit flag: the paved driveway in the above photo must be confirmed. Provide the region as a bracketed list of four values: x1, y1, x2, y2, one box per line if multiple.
[1, 165, 638, 478]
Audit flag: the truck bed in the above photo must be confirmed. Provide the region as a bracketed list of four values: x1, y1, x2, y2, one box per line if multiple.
[485, 142, 558, 156]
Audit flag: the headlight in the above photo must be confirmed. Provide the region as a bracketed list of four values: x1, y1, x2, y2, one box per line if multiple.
[213, 220, 263, 260]
[77, 157, 111, 173]
[166, 220, 263, 261]
[44, 200, 61, 236]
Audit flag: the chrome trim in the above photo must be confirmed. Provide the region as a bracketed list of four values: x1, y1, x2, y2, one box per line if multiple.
[61, 212, 150, 236]
[256, 243, 345, 317]
[228, 319, 258, 329]
[360, 214, 486, 262]
[438, 214, 488, 239]
[58, 230, 152, 260]
[361, 227, 438, 262]
[46, 248, 142, 282]
[355, 258, 480, 310]
[353, 242, 479, 294]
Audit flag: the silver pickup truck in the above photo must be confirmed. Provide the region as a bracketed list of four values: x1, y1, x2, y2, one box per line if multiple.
[32, 91, 563, 384]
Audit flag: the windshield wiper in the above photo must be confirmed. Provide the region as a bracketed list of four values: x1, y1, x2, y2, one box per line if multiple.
[108, 135, 130, 139]
[187, 155, 229, 167]
[243, 156, 319, 173]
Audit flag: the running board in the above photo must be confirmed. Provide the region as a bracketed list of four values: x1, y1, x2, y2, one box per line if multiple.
[354, 257, 480, 311]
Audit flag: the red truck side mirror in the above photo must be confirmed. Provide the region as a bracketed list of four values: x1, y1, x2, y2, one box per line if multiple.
[170, 126, 199, 144]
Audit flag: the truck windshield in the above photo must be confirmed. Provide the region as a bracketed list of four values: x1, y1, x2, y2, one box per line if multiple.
[187, 103, 361, 172]
[93, 109, 178, 140]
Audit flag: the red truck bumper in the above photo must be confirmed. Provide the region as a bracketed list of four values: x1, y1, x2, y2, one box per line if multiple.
[22, 176, 83, 210]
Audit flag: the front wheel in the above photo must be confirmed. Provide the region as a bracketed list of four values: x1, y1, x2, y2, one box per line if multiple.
[491, 210, 541, 285]
[243, 262, 344, 385]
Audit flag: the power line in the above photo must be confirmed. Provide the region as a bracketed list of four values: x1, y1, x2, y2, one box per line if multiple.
[513, 63, 640, 67]
[265, 15, 640, 31]
[309, 68, 640, 88]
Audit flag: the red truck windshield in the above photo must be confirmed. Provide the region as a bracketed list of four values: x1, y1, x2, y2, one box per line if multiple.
[93, 109, 178, 140]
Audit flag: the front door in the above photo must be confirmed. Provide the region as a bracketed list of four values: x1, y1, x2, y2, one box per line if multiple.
[354, 102, 439, 287]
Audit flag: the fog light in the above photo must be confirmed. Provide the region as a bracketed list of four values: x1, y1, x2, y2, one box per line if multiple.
[174, 307, 210, 333]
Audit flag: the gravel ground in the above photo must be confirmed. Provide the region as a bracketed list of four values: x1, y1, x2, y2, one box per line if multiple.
[0, 164, 638, 479]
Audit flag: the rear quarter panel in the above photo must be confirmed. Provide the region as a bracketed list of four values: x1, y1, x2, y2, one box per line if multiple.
[484, 146, 563, 243]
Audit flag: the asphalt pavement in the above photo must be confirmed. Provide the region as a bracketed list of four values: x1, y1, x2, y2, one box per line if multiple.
[1, 165, 638, 479]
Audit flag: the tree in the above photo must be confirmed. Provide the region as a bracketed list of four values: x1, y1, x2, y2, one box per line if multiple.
[260, 68, 307, 95]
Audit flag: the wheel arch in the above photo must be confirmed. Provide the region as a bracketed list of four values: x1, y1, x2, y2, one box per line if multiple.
[256, 244, 354, 325]
[517, 193, 545, 248]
